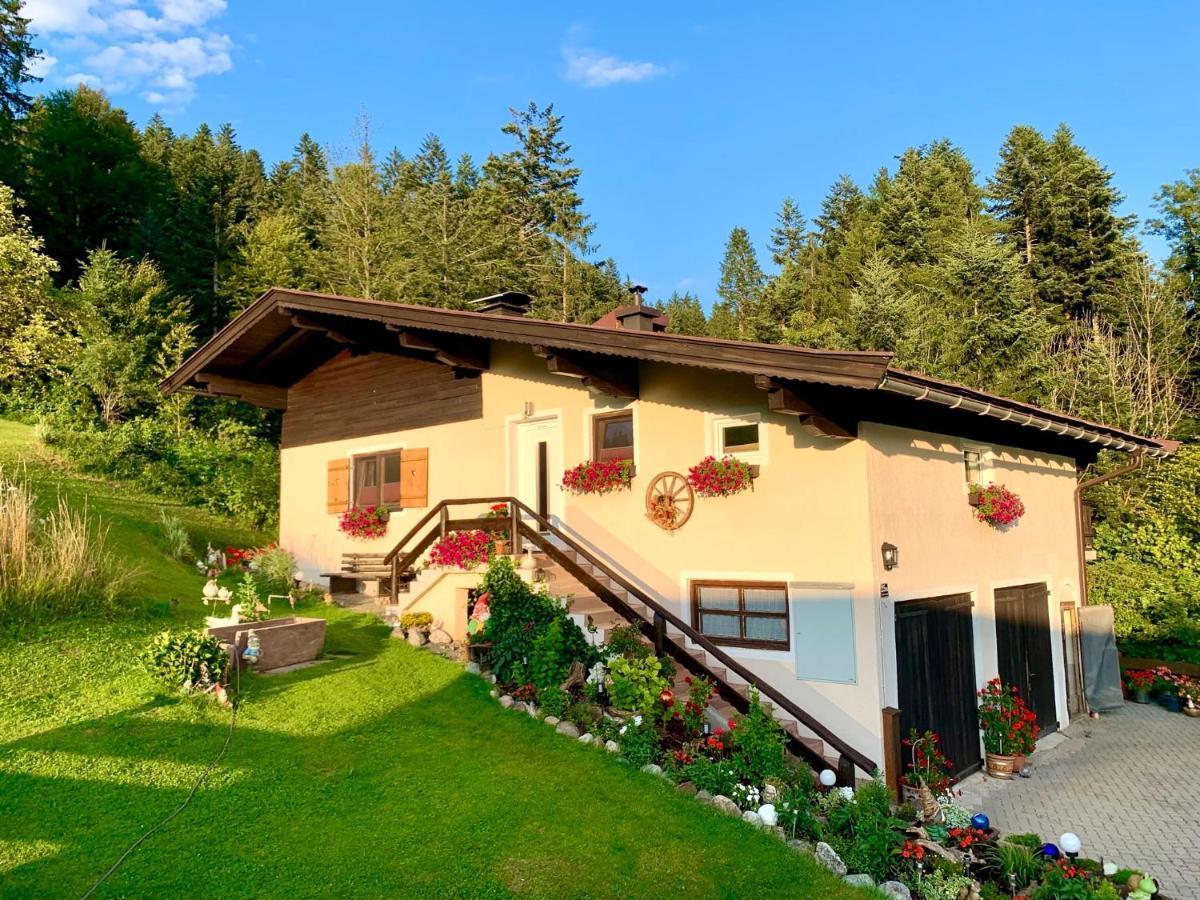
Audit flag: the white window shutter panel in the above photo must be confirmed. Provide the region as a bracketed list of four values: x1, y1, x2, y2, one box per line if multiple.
[789, 583, 857, 684]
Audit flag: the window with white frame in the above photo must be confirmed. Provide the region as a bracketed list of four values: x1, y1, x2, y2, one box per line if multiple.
[713, 413, 765, 464]
[962, 444, 992, 487]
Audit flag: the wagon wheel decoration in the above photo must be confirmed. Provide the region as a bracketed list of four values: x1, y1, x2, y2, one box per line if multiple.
[645, 471, 695, 531]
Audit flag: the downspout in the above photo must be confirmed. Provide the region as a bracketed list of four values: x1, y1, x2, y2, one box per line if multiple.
[1074, 450, 1144, 608]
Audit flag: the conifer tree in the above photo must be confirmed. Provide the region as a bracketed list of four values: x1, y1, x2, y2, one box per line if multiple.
[1148, 168, 1200, 309]
[661, 292, 708, 336]
[716, 227, 765, 338]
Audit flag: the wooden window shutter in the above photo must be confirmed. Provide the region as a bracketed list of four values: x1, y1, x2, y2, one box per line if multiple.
[400, 448, 428, 508]
[326, 458, 350, 513]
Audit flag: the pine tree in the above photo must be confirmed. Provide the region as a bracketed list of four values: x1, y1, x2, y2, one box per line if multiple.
[706, 302, 739, 340]
[0, 0, 38, 119]
[716, 227, 765, 338]
[1148, 169, 1200, 309]
[846, 252, 911, 354]
[661, 292, 707, 336]
[769, 198, 808, 267]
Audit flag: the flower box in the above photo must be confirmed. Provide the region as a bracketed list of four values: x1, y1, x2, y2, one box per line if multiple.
[339, 505, 389, 539]
[968, 483, 1025, 527]
[561, 459, 635, 495]
[686, 456, 756, 498]
[428, 529, 493, 570]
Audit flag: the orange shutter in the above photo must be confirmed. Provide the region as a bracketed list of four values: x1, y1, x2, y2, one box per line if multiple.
[326, 458, 350, 513]
[400, 448, 428, 508]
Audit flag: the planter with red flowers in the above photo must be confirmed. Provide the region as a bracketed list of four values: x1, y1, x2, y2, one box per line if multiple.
[428, 529, 493, 570]
[561, 458, 635, 495]
[686, 455, 757, 498]
[338, 505, 390, 540]
[482, 502, 513, 555]
[900, 728, 952, 820]
[968, 483, 1025, 528]
[977, 678, 1038, 778]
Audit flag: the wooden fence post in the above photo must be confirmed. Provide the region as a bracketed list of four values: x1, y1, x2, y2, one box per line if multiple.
[882, 706, 902, 801]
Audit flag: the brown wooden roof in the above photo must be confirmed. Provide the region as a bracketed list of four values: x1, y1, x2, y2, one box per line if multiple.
[162, 288, 1177, 459]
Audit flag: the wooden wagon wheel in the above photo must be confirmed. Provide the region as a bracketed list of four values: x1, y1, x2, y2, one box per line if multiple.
[645, 471, 695, 531]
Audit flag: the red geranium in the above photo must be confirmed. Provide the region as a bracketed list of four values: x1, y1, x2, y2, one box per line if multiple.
[338, 506, 389, 540]
[686, 455, 755, 498]
[561, 459, 634, 495]
[428, 529, 492, 569]
[970, 483, 1025, 527]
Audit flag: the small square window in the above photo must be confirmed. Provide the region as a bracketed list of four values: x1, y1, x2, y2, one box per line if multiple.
[354, 451, 403, 508]
[722, 422, 760, 454]
[963, 446, 991, 486]
[593, 412, 633, 461]
[714, 414, 765, 463]
[692, 581, 789, 649]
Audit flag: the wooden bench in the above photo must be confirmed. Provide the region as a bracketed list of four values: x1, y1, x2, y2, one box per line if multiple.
[322, 553, 398, 594]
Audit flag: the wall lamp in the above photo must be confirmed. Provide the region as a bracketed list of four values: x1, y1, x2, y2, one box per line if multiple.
[881, 543, 899, 571]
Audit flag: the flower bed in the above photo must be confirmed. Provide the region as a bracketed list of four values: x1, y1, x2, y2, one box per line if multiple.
[561, 459, 635, 495]
[969, 483, 1025, 527]
[338, 505, 389, 539]
[686, 455, 755, 497]
[428, 529, 492, 569]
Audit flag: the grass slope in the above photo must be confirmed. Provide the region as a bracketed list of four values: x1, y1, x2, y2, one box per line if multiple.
[0, 421, 863, 898]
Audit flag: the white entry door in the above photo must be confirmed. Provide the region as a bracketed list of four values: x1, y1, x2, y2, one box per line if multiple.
[513, 416, 563, 529]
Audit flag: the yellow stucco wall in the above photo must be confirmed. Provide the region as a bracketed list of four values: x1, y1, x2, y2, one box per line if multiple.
[280, 342, 1084, 762]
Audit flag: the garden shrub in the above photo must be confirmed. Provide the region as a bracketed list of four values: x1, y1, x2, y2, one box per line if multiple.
[252, 544, 297, 593]
[823, 777, 904, 883]
[530, 618, 573, 690]
[538, 686, 569, 719]
[157, 509, 193, 561]
[727, 688, 787, 783]
[399, 611, 433, 631]
[143, 630, 228, 689]
[615, 718, 659, 768]
[680, 755, 740, 797]
[607, 654, 669, 713]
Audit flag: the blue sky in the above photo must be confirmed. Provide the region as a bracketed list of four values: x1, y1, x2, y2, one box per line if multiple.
[25, 1, 1200, 306]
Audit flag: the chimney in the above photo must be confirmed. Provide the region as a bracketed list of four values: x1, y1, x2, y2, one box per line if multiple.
[472, 291, 533, 316]
[614, 305, 667, 332]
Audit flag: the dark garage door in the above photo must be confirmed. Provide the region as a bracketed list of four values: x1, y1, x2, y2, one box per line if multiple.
[995, 583, 1058, 736]
[895, 594, 981, 780]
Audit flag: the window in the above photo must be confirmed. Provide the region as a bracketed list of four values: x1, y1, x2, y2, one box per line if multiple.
[593, 411, 634, 461]
[713, 413, 765, 463]
[691, 581, 789, 649]
[963, 445, 991, 486]
[354, 450, 402, 507]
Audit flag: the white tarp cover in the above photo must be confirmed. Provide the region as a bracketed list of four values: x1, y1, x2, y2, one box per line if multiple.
[1079, 604, 1125, 711]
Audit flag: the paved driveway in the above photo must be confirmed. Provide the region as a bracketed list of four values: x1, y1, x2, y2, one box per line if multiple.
[958, 702, 1200, 897]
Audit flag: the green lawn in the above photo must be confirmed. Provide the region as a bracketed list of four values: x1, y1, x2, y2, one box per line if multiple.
[0, 420, 863, 898]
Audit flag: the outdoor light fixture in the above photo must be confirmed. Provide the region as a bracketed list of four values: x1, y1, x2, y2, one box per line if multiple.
[293, 569, 305, 588]
[818, 769, 837, 789]
[1059, 832, 1081, 861]
[881, 542, 899, 570]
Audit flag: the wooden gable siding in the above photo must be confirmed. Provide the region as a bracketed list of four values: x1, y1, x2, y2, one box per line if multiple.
[281, 350, 482, 448]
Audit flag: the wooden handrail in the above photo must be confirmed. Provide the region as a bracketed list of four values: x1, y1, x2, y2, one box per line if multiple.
[381, 495, 876, 778]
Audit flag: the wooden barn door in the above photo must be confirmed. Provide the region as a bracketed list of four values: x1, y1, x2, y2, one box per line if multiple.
[895, 594, 981, 779]
[995, 583, 1058, 735]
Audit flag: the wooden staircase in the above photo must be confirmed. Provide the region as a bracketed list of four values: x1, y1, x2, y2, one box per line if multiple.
[378, 496, 877, 784]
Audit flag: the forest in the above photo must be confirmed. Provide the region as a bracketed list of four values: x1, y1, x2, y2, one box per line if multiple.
[0, 6, 1195, 657]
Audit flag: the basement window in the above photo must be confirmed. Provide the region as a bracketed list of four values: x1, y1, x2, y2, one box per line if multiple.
[691, 581, 789, 649]
[354, 451, 402, 507]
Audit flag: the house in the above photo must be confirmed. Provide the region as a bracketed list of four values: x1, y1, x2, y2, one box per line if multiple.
[163, 288, 1176, 785]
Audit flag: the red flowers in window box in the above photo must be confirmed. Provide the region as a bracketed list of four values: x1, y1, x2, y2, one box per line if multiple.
[428, 529, 493, 569]
[561, 459, 634, 495]
[338, 506, 389, 540]
[968, 483, 1025, 527]
[686, 456, 755, 498]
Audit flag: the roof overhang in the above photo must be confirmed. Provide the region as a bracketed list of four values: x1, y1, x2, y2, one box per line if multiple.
[162, 288, 1178, 460]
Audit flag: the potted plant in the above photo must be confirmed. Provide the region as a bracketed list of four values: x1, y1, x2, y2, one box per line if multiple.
[1123, 668, 1154, 704]
[977, 678, 1025, 779]
[968, 483, 1025, 527]
[1180, 679, 1200, 717]
[561, 458, 635, 495]
[338, 505, 389, 539]
[400, 611, 433, 646]
[900, 729, 951, 820]
[686, 455, 755, 498]
[1151, 666, 1183, 711]
[483, 503, 512, 555]
[428, 529, 493, 570]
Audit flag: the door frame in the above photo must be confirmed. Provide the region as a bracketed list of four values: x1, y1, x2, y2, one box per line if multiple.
[1059, 601, 1087, 718]
[506, 411, 566, 527]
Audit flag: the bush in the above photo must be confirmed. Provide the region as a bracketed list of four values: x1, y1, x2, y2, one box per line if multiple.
[680, 755, 740, 797]
[823, 778, 904, 883]
[615, 718, 660, 767]
[252, 545, 296, 593]
[143, 630, 228, 689]
[400, 611, 433, 631]
[607, 654, 669, 713]
[530, 617, 573, 690]
[538, 686, 569, 719]
[0, 473, 128, 625]
[157, 509, 193, 561]
[728, 688, 788, 783]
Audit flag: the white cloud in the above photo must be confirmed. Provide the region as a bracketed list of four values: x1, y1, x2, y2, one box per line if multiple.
[28, 52, 57, 78]
[562, 45, 664, 88]
[22, 0, 232, 107]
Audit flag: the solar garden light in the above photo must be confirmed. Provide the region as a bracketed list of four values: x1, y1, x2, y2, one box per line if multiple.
[819, 769, 837, 792]
[293, 569, 305, 588]
[1060, 832, 1081, 862]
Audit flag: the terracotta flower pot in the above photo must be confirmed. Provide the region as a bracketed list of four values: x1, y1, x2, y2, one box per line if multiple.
[985, 752, 1017, 779]
[494, 538, 509, 557]
[1011, 753, 1027, 772]
[1183, 705, 1200, 718]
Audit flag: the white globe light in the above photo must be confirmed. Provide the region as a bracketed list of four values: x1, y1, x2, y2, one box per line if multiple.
[1059, 832, 1081, 855]
[293, 570, 305, 582]
[819, 769, 837, 787]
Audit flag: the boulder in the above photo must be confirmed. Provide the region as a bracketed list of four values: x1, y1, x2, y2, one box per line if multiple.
[543, 715, 560, 726]
[815, 842, 847, 876]
[512, 701, 528, 714]
[695, 790, 713, 804]
[604, 740, 620, 753]
[579, 733, 594, 744]
[757, 803, 778, 827]
[428, 627, 453, 645]
[770, 826, 786, 841]
[879, 881, 912, 900]
[741, 810, 764, 827]
[711, 795, 740, 817]
[555, 721, 581, 738]
[676, 781, 698, 796]
[489, 689, 499, 699]
[406, 629, 426, 647]
[640, 763, 664, 777]
[499, 694, 514, 709]
[464, 661, 481, 675]
[844, 873, 875, 889]
[787, 839, 814, 855]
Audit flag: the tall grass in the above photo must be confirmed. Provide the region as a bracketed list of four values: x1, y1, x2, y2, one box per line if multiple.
[157, 509, 193, 561]
[0, 473, 128, 625]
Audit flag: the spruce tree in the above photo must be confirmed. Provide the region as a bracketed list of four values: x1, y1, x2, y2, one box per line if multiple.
[661, 292, 708, 336]
[716, 226, 765, 338]
[1148, 169, 1200, 309]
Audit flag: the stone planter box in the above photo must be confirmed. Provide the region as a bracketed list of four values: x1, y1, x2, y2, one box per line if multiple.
[206, 616, 326, 673]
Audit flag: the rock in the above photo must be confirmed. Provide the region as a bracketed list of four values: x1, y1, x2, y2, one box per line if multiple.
[487, 673, 497, 684]
[406, 629, 427, 647]
[695, 790, 713, 804]
[844, 873, 875, 889]
[757, 803, 778, 827]
[526, 704, 539, 717]
[771, 826, 786, 841]
[640, 763, 664, 777]
[555, 721, 581, 738]
[499, 694, 514, 708]
[579, 732, 594, 744]
[879, 882, 912, 900]
[465, 661, 481, 675]
[676, 781, 698, 796]
[762, 783, 779, 803]
[543, 716, 560, 726]
[741, 810, 764, 827]
[512, 701, 528, 714]
[489, 689, 499, 699]
[711, 795, 740, 817]
[428, 627, 453, 645]
[815, 842, 847, 876]
[787, 839, 814, 855]
[604, 740, 620, 753]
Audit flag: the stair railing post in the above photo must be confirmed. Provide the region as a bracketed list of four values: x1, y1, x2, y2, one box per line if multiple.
[510, 501, 521, 556]
[389, 557, 398, 604]
[881, 706, 902, 801]
[837, 753, 855, 788]
[653, 611, 666, 657]
[438, 504, 449, 538]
